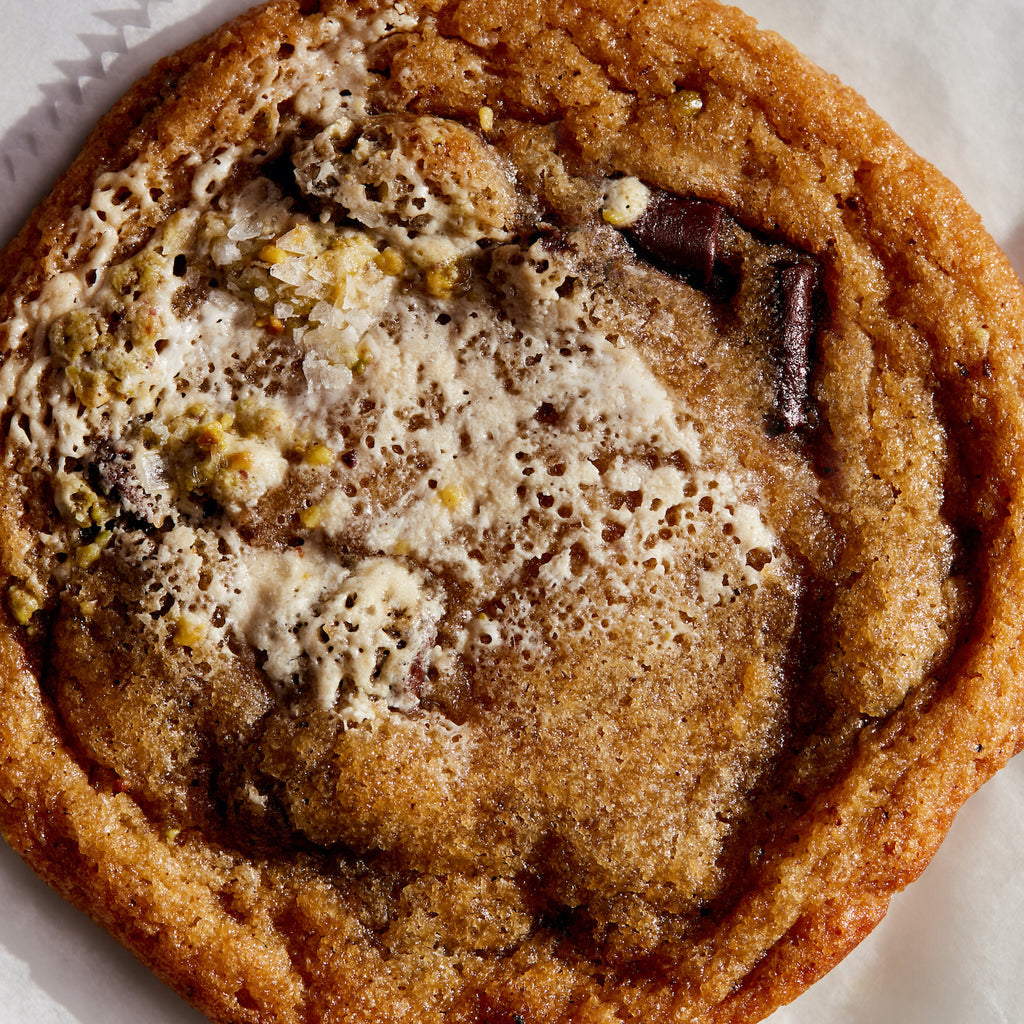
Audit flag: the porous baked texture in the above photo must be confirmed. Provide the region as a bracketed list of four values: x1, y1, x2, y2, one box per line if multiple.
[2, 2, 1024, 1023]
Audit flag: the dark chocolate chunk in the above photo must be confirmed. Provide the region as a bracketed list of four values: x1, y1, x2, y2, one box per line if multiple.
[625, 192, 723, 288]
[773, 262, 819, 432]
[618, 186, 823, 431]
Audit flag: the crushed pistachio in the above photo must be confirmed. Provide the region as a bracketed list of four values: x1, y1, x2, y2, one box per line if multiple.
[374, 247, 405, 277]
[300, 505, 323, 529]
[54, 473, 116, 530]
[303, 444, 335, 467]
[439, 484, 465, 510]
[258, 243, 288, 264]
[75, 529, 113, 569]
[195, 418, 232, 453]
[173, 416, 288, 512]
[8, 584, 41, 626]
[47, 245, 169, 407]
[350, 352, 373, 375]
[47, 310, 115, 408]
[108, 248, 165, 299]
[425, 259, 471, 298]
[672, 89, 704, 119]
[163, 402, 292, 512]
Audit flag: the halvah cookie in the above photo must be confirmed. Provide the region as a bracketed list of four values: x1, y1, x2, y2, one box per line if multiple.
[1, 2, 1023, 1024]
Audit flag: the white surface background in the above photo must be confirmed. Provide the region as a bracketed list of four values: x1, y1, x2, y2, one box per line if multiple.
[1, 1, 1023, 1022]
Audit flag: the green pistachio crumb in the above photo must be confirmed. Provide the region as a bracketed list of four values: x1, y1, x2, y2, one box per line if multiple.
[673, 89, 704, 119]
[75, 529, 113, 569]
[7, 584, 41, 626]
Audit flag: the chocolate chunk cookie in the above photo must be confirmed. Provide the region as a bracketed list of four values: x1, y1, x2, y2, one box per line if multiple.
[2, 3, 1024, 1024]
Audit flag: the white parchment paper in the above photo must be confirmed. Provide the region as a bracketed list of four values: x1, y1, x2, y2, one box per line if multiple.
[0, 2, 1022, 1022]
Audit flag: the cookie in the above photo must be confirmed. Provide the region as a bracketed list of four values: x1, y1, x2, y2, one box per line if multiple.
[2, 2, 1024, 1024]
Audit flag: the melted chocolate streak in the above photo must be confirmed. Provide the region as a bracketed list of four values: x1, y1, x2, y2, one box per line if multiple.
[625, 190, 820, 432]
[774, 263, 818, 432]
